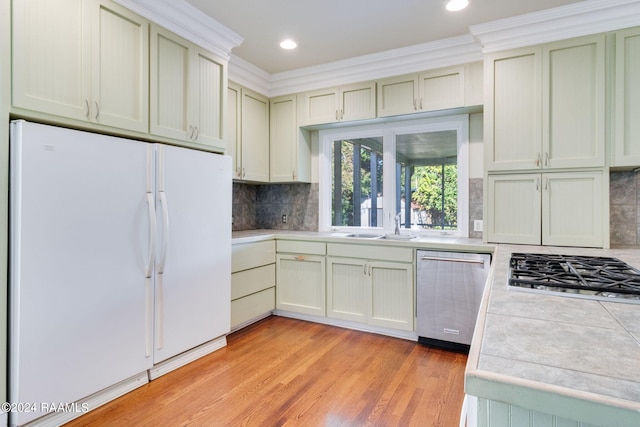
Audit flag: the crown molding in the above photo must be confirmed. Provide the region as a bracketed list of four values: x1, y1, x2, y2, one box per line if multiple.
[229, 35, 483, 98]
[470, 0, 640, 53]
[113, 0, 243, 60]
[228, 55, 272, 95]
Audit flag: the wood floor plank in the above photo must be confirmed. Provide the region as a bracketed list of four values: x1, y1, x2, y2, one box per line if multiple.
[64, 316, 467, 426]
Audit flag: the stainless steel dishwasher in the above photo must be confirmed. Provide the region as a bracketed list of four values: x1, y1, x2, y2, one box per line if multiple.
[416, 250, 491, 352]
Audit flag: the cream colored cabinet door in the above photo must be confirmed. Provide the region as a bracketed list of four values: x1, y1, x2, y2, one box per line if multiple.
[190, 49, 226, 150]
[150, 25, 191, 141]
[13, 0, 148, 132]
[91, 1, 148, 132]
[377, 66, 465, 117]
[340, 82, 376, 122]
[240, 88, 270, 182]
[327, 257, 413, 331]
[301, 82, 376, 125]
[369, 261, 413, 331]
[485, 46, 542, 171]
[227, 82, 242, 179]
[302, 87, 339, 125]
[276, 254, 326, 316]
[13, 0, 91, 121]
[542, 171, 603, 248]
[614, 27, 640, 167]
[377, 74, 419, 117]
[542, 35, 605, 169]
[487, 172, 604, 247]
[417, 66, 465, 112]
[270, 95, 311, 183]
[326, 257, 369, 323]
[150, 25, 226, 151]
[486, 174, 542, 245]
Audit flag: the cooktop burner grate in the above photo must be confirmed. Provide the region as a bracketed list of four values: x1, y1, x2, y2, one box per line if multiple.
[508, 253, 640, 297]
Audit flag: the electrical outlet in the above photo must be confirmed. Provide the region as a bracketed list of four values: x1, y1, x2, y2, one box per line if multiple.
[282, 214, 287, 224]
[474, 220, 483, 232]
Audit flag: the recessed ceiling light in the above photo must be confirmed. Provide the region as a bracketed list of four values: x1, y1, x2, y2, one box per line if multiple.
[445, 0, 469, 12]
[280, 39, 298, 50]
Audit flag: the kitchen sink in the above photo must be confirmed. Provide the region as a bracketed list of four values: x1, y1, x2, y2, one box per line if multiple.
[344, 233, 384, 239]
[381, 234, 417, 240]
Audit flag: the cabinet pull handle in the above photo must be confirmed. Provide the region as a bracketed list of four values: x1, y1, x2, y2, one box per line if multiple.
[413, 98, 417, 110]
[419, 98, 423, 110]
[369, 265, 372, 276]
[335, 110, 339, 120]
[85, 99, 90, 119]
[94, 101, 100, 121]
[340, 109, 344, 120]
[545, 177, 549, 191]
[536, 177, 540, 191]
[292, 170, 296, 180]
[544, 152, 549, 167]
[194, 126, 199, 140]
[536, 152, 541, 167]
[363, 264, 367, 276]
[295, 255, 305, 261]
[242, 167, 246, 178]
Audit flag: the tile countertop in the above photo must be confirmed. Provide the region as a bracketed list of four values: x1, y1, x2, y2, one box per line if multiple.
[231, 229, 494, 253]
[465, 244, 640, 426]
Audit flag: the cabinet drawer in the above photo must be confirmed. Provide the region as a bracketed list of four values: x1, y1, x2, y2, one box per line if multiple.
[232, 240, 275, 272]
[327, 243, 412, 263]
[231, 287, 275, 328]
[277, 240, 326, 255]
[231, 264, 276, 300]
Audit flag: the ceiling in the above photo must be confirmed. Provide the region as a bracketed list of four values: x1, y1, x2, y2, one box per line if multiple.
[183, 0, 585, 74]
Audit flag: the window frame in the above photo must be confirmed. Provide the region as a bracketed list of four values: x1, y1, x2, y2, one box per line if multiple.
[319, 114, 469, 237]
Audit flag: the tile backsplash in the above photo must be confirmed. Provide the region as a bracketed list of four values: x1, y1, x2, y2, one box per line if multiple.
[610, 170, 640, 246]
[233, 173, 639, 246]
[232, 182, 319, 231]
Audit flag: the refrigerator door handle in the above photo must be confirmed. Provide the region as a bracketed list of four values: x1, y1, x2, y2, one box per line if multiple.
[158, 191, 169, 274]
[145, 192, 157, 278]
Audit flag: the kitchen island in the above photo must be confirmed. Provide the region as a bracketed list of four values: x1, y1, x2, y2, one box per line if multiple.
[465, 245, 640, 427]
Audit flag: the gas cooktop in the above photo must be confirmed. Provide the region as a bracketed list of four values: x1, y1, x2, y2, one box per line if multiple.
[508, 253, 640, 302]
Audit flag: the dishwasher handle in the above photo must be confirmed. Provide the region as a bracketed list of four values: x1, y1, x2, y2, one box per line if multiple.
[418, 255, 486, 265]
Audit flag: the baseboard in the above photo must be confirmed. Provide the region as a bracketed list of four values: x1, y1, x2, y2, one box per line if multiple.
[20, 372, 149, 427]
[148, 336, 227, 380]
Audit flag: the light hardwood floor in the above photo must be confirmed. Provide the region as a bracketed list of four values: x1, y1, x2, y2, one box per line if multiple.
[65, 316, 467, 426]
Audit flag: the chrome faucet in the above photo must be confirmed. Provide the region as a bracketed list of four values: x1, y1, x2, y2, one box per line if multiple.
[394, 213, 401, 235]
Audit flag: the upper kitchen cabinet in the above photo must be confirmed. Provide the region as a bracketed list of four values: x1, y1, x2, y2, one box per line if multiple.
[150, 24, 227, 152]
[270, 94, 311, 183]
[227, 82, 269, 182]
[613, 27, 640, 167]
[241, 87, 270, 181]
[377, 65, 465, 117]
[542, 35, 605, 169]
[300, 82, 376, 126]
[12, 0, 149, 133]
[485, 34, 605, 171]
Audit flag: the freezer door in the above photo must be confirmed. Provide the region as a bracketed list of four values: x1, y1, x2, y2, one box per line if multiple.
[153, 144, 231, 364]
[9, 121, 153, 425]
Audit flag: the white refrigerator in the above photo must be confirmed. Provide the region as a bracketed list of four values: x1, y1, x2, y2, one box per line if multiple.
[9, 120, 231, 426]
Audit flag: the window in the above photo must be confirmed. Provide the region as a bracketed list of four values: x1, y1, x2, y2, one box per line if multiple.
[320, 115, 469, 236]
